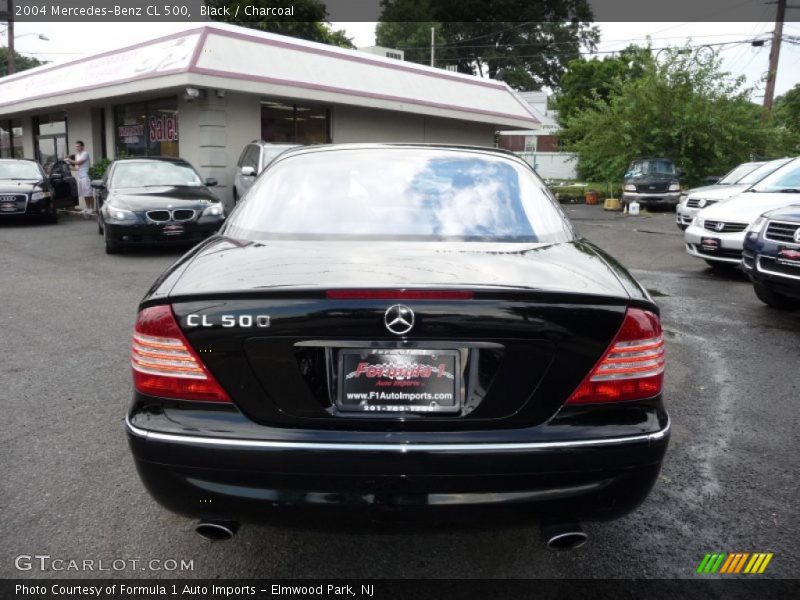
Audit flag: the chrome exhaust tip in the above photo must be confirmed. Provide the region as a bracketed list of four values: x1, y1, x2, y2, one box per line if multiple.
[541, 522, 588, 550]
[195, 520, 240, 541]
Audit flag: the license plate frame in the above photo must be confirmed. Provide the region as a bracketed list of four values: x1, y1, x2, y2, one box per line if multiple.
[336, 348, 461, 414]
[161, 223, 185, 236]
[776, 246, 800, 268]
[701, 236, 721, 252]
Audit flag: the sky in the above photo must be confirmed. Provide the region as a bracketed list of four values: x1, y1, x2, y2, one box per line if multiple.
[2, 20, 798, 100]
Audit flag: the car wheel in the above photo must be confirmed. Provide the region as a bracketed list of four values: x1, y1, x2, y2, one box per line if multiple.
[104, 229, 122, 254]
[754, 282, 798, 309]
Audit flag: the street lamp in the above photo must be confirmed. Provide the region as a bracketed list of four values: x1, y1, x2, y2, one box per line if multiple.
[5, 30, 50, 75]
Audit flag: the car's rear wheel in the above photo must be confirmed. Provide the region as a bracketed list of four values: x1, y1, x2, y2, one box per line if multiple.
[754, 282, 798, 309]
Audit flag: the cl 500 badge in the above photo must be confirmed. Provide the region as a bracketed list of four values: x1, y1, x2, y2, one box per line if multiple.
[186, 314, 271, 328]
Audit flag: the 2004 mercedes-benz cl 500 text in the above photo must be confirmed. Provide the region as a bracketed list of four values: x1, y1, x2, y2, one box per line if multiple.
[125, 145, 669, 547]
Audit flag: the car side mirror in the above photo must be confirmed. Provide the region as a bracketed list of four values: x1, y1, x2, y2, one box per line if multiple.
[205, 177, 218, 187]
[90, 180, 105, 190]
[49, 172, 63, 180]
[240, 166, 256, 177]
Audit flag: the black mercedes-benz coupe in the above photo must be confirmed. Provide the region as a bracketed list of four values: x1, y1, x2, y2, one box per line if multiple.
[126, 145, 669, 547]
[93, 157, 225, 254]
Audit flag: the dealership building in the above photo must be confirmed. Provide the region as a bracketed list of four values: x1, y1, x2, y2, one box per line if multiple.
[0, 22, 540, 206]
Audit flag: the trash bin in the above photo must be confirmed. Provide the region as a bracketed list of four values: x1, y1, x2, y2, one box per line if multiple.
[585, 190, 599, 205]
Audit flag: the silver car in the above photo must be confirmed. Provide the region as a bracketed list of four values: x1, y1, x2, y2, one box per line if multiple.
[676, 158, 792, 230]
[233, 141, 299, 204]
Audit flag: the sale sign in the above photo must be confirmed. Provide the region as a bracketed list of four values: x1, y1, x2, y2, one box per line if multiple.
[149, 114, 178, 142]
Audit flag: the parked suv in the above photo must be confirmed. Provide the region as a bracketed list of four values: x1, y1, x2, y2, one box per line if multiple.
[676, 158, 792, 230]
[742, 204, 800, 309]
[232, 141, 299, 203]
[621, 158, 683, 211]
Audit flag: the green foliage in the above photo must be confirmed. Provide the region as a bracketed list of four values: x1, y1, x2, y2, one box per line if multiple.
[774, 83, 800, 135]
[560, 48, 795, 185]
[554, 45, 654, 122]
[377, 0, 598, 90]
[88, 158, 112, 181]
[0, 47, 44, 77]
[204, 0, 354, 48]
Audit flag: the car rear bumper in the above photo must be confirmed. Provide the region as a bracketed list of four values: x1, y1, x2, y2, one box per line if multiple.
[126, 415, 670, 523]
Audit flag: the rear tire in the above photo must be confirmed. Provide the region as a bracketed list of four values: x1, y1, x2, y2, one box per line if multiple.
[754, 282, 798, 309]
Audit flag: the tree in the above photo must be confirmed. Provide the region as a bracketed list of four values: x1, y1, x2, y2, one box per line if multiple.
[377, 0, 598, 90]
[554, 45, 653, 122]
[205, 0, 354, 48]
[560, 48, 797, 184]
[0, 48, 43, 77]
[774, 83, 800, 135]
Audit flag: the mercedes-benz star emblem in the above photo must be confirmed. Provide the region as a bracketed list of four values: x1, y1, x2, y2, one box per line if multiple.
[715, 222, 725, 232]
[794, 227, 800, 243]
[384, 304, 414, 335]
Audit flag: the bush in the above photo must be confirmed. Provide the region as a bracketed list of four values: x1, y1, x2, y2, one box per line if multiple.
[88, 158, 112, 181]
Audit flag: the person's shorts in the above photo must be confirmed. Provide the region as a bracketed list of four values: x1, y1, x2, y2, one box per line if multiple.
[77, 176, 91, 197]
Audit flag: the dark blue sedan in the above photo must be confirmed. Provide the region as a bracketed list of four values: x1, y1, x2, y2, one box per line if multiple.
[742, 204, 800, 308]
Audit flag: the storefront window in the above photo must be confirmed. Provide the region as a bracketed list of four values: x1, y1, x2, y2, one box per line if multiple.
[115, 97, 179, 158]
[34, 114, 68, 171]
[261, 101, 329, 145]
[0, 119, 24, 158]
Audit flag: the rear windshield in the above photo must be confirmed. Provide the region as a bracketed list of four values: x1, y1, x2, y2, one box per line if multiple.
[223, 148, 574, 243]
[717, 162, 763, 185]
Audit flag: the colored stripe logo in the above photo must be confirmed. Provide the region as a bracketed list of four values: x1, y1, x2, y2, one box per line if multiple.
[697, 552, 773, 574]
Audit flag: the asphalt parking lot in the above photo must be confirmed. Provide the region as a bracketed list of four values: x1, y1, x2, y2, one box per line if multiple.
[1, 205, 798, 579]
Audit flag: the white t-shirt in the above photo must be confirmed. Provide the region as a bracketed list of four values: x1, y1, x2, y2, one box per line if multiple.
[74, 150, 90, 178]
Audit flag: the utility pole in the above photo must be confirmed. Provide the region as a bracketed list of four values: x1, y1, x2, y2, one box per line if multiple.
[762, 0, 787, 121]
[430, 27, 435, 68]
[7, 11, 14, 75]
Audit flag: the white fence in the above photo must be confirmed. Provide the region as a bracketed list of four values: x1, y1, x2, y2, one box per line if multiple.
[515, 152, 578, 180]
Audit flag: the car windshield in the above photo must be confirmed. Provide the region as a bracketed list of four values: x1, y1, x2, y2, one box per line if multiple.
[717, 162, 763, 185]
[628, 159, 676, 177]
[0, 161, 41, 180]
[224, 148, 574, 243]
[111, 161, 203, 188]
[750, 159, 800, 193]
[738, 159, 792, 186]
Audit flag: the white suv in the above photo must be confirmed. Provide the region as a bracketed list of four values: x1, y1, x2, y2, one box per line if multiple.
[233, 141, 299, 204]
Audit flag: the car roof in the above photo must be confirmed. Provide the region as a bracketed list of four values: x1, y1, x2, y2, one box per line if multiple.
[0, 158, 40, 163]
[271, 142, 521, 160]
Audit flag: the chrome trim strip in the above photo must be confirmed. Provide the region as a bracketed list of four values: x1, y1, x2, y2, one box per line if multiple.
[756, 256, 800, 281]
[764, 220, 800, 246]
[125, 415, 670, 452]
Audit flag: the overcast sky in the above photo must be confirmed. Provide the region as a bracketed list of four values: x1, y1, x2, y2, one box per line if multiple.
[3, 21, 798, 99]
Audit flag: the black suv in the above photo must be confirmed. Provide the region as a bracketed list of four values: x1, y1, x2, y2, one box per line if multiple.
[621, 158, 683, 211]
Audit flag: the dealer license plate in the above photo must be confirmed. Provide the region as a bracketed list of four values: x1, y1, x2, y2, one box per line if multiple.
[337, 349, 460, 414]
[701, 237, 721, 252]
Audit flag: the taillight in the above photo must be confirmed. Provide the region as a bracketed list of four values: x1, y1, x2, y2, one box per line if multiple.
[131, 305, 231, 402]
[566, 308, 665, 405]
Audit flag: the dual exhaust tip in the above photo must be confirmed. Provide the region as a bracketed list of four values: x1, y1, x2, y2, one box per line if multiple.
[195, 519, 587, 550]
[195, 520, 239, 541]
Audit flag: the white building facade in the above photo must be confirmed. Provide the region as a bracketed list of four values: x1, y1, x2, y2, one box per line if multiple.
[0, 23, 540, 208]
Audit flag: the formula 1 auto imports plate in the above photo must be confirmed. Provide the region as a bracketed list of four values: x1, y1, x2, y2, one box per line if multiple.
[337, 348, 460, 414]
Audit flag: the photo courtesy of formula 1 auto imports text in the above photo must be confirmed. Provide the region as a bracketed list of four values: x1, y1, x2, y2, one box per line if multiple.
[0, 0, 798, 598]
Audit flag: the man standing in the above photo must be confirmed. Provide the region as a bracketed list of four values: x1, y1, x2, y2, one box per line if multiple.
[68, 141, 93, 216]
